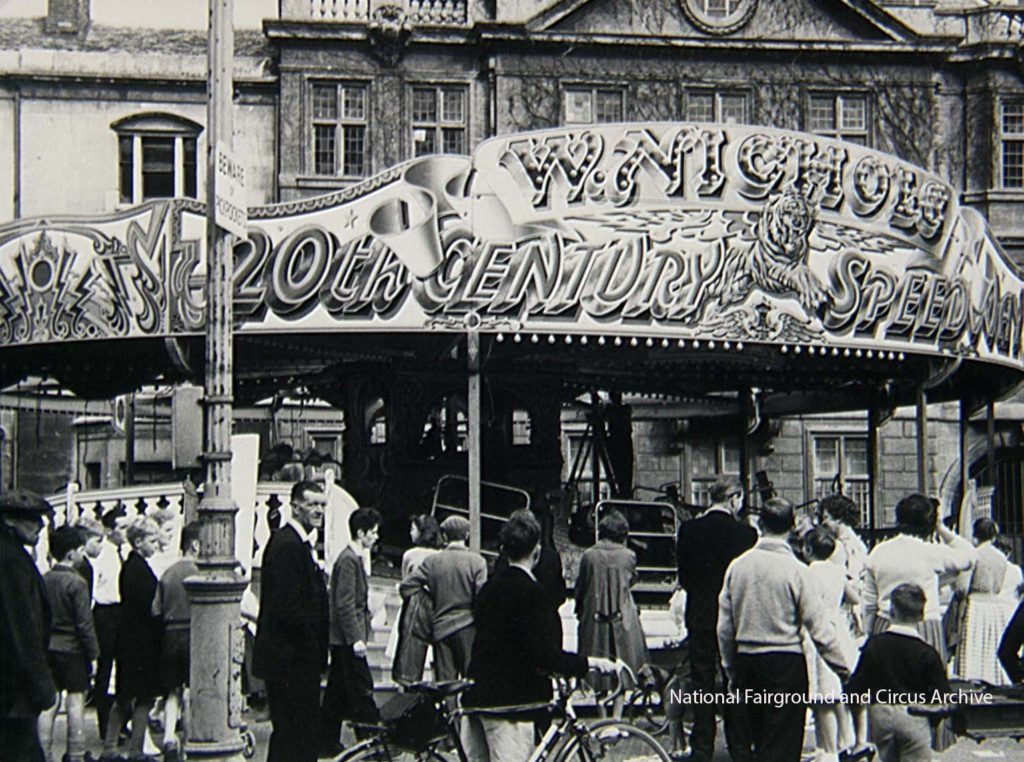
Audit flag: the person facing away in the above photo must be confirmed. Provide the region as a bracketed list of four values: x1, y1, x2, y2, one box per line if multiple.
[675, 475, 757, 762]
[0, 490, 56, 762]
[862, 493, 975, 661]
[718, 497, 852, 762]
[38, 525, 100, 762]
[391, 514, 442, 686]
[801, 526, 859, 762]
[847, 584, 952, 762]
[102, 515, 163, 761]
[399, 514, 486, 682]
[320, 507, 382, 757]
[817, 494, 872, 761]
[575, 509, 648, 693]
[461, 510, 618, 762]
[956, 517, 1017, 685]
[151, 520, 202, 761]
[252, 480, 330, 762]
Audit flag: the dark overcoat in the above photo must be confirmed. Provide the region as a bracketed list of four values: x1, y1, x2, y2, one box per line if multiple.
[0, 529, 55, 718]
[115, 550, 162, 699]
[252, 525, 329, 683]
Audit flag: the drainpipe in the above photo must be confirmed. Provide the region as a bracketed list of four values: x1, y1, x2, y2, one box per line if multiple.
[13, 87, 21, 218]
[486, 55, 497, 138]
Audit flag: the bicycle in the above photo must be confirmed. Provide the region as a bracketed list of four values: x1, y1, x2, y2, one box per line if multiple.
[335, 661, 672, 761]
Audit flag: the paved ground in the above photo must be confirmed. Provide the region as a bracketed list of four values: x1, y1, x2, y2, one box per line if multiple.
[44, 706, 1022, 761]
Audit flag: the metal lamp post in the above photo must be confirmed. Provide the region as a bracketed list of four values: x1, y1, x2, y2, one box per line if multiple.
[183, 0, 247, 759]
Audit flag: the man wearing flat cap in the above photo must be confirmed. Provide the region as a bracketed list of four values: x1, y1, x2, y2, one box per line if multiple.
[0, 489, 57, 760]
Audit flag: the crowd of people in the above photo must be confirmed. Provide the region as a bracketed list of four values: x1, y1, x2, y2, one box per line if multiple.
[0, 490, 202, 761]
[3, 475, 1024, 762]
[678, 478, 1024, 762]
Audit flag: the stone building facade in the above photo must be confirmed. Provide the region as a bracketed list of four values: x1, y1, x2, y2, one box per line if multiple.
[1, 0, 1022, 544]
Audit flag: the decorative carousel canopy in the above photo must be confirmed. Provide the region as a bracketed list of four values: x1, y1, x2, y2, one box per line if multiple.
[1, 122, 1022, 407]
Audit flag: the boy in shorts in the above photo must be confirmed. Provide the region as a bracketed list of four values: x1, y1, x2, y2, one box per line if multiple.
[152, 521, 201, 762]
[38, 525, 100, 762]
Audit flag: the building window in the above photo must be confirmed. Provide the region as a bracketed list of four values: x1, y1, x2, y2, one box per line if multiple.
[412, 86, 467, 157]
[564, 429, 613, 502]
[512, 409, 532, 446]
[689, 438, 740, 506]
[563, 86, 624, 126]
[703, 0, 741, 15]
[685, 90, 749, 124]
[812, 434, 870, 526]
[310, 433, 341, 463]
[807, 93, 869, 145]
[113, 114, 202, 204]
[1000, 101, 1024, 189]
[311, 82, 368, 177]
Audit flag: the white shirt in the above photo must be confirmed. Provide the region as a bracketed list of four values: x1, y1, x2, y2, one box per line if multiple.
[864, 533, 974, 623]
[92, 540, 122, 605]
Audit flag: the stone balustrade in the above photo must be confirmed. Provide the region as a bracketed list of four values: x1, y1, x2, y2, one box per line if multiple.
[280, 0, 468, 26]
[963, 8, 1024, 45]
[48, 481, 296, 566]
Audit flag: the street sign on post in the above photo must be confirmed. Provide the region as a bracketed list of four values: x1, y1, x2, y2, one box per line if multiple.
[214, 143, 247, 238]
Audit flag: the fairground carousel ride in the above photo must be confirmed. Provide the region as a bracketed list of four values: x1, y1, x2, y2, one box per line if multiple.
[2, 121, 1023, 573]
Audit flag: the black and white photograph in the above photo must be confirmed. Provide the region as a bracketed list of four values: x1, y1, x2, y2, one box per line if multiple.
[2, 1, 1024, 760]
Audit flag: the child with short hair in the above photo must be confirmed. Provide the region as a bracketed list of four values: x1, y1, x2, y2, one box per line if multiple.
[101, 516, 162, 761]
[38, 525, 100, 762]
[846, 584, 951, 762]
[152, 520, 202, 762]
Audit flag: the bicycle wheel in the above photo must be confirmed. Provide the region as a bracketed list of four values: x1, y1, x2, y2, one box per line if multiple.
[555, 719, 672, 761]
[623, 686, 670, 735]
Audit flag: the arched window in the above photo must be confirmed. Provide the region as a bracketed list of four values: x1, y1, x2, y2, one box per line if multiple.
[112, 113, 203, 204]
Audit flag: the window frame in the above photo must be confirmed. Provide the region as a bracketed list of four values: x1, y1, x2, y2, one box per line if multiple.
[999, 99, 1024, 190]
[561, 84, 627, 126]
[308, 80, 370, 179]
[805, 91, 871, 146]
[112, 113, 203, 205]
[808, 430, 872, 527]
[409, 83, 470, 158]
[683, 88, 751, 125]
[684, 437, 741, 508]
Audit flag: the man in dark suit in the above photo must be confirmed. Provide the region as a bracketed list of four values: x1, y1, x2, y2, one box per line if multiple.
[253, 480, 330, 762]
[463, 510, 616, 761]
[676, 476, 757, 762]
[0, 490, 56, 762]
[319, 507, 382, 756]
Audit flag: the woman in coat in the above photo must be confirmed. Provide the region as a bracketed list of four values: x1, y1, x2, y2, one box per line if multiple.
[390, 515, 442, 685]
[102, 516, 163, 761]
[575, 509, 647, 713]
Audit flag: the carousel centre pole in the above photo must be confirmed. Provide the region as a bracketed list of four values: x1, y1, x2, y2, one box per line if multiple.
[184, 0, 247, 758]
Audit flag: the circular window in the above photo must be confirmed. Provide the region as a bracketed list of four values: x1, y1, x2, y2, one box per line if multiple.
[30, 259, 54, 290]
[680, 0, 758, 35]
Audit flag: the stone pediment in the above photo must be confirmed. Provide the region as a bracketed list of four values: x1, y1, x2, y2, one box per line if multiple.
[526, 0, 921, 43]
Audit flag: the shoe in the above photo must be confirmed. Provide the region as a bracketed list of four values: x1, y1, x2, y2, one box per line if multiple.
[161, 742, 179, 762]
